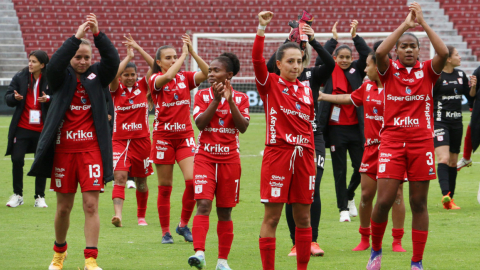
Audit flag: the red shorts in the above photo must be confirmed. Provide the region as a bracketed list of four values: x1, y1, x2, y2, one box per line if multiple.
[360, 144, 380, 180]
[50, 151, 104, 193]
[260, 146, 316, 204]
[150, 135, 196, 164]
[113, 137, 154, 178]
[377, 138, 436, 181]
[193, 160, 241, 208]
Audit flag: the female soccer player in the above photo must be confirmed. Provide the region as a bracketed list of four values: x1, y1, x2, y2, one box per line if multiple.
[187, 52, 250, 270]
[5, 50, 50, 208]
[433, 45, 476, 210]
[148, 34, 208, 244]
[266, 18, 335, 257]
[316, 19, 371, 222]
[318, 49, 406, 252]
[29, 14, 119, 270]
[254, 11, 316, 270]
[367, 3, 448, 270]
[109, 35, 155, 227]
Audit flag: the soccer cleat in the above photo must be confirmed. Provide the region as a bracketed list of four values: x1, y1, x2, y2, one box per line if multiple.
[216, 259, 232, 270]
[162, 232, 174, 244]
[310, 242, 324, 257]
[366, 248, 382, 270]
[450, 199, 460, 209]
[340, 211, 351, 222]
[348, 199, 358, 217]
[6, 194, 23, 207]
[138, 217, 148, 226]
[188, 253, 206, 269]
[176, 224, 193, 242]
[126, 180, 136, 189]
[48, 251, 67, 270]
[457, 158, 472, 171]
[84, 257, 102, 270]
[411, 260, 423, 270]
[34, 196, 48, 208]
[111, 216, 122, 227]
[442, 193, 452, 210]
[288, 245, 297, 256]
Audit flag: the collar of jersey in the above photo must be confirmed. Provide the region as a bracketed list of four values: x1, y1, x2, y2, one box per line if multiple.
[394, 59, 420, 70]
[278, 76, 304, 89]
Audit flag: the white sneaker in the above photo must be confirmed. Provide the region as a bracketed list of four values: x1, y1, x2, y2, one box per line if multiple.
[339, 210, 351, 222]
[6, 194, 24, 207]
[457, 158, 472, 171]
[348, 199, 358, 217]
[34, 196, 48, 208]
[126, 180, 136, 189]
[477, 182, 480, 205]
[216, 259, 232, 270]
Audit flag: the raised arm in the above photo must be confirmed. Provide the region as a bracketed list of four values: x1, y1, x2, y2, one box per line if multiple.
[154, 41, 188, 89]
[351, 20, 371, 76]
[253, 11, 273, 88]
[110, 45, 134, 92]
[123, 34, 154, 68]
[183, 34, 208, 86]
[303, 25, 335, 82]
[315, 22, 338, 66]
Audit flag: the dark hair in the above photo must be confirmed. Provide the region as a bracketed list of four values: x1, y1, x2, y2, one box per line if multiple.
[333, 45, 352, 57]
[395, 33, 420, 48]
[447, 45, 456, 58]
[372, 40, 392, 59]
[276, 42, 302, 62]
[152, 45, 175, 74]
[24, 50, 49, 73]
[213, 52, 240, 76]
[124, 62, 137, 73]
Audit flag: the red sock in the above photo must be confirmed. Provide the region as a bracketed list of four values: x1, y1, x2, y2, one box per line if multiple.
[412, 229, 428, 262]
[463, 125, 472, 160]
[112, 185, 125, 200]
[353, 226, 371, 251]
[259, 237, 276, 270]
[217, 221, 234, 259]
[192, 215, 209, 252]
[84, 248, 98, 259]
[371, 219, 388, 251]
[180, 180, 196, 227]
[157, 186, 172, 235]
[295, 227, 312, 270]
[53, 242, 67, 253]
[136, 190, 149, 218]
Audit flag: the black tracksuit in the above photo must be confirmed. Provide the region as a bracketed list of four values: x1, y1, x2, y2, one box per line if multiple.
[28, 32, 119, 183]
[5, 69, 51, 198]
[267, 38, 335, 243]
[470, 66, 480, 152]
[317, 36, 371, 212]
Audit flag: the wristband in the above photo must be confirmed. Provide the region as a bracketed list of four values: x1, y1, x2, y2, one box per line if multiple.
[46, 95, 51, 102]
[93, 31, 100, 37]
[258, 24, 267, 30]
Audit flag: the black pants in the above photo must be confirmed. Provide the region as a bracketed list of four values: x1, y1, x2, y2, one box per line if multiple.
[328, 125, 363, 212]
[285, 134, 325, 244]
[11, 127, 46, 198]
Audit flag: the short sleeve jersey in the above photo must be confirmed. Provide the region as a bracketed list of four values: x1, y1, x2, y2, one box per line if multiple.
[433, 69, 470, 123]
[55, 79, 99, 153]
[148, 71, 197, 139]
[350, 81, 384, 146]
[193, 87, 250, 163]
[111, 77, 150, 140]
[378, 59, 441, 142]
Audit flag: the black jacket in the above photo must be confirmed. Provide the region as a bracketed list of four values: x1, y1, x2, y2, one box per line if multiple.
[28, 32, 120, 182]
[471, 66, 480, 152]
[5, 69, 51, 156]
[316, 35, 371, 147]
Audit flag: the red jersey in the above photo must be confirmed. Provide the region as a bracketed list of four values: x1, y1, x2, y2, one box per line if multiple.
[378, 59, 440, 141]
[55, 79, 99, 153]
[111, 77, 150, 140]
[193, 87, 250, 163]
[350, 81, 384, 146]
[329, 84, 358, 126]
[18, 74, 43, 132]
[148, 71, 197, 139]
[252, 35, 315, 150]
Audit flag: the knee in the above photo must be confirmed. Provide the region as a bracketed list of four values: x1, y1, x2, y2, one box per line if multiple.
[294, 213, 310, 228]
[264, 215, 281, 229]
[136, 178, 148, 192]
[216, 208, 232, 221]
[409, 197, 427, 214]
[57, 204, 73, 218]
[376, 197, 394, 212]
[114, 175, 127, 186]
[83, 201, 98, 216]
[361, 189, 376, 205]
[196, 200, 211, 216]
[11, 155, 24, 166]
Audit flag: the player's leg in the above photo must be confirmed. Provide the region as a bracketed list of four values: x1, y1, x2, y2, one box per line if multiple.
[111, 171, 128, 227]
[130, 137, 154, 225]
[177, 155, 195, 242]
[353, 173, 376, 251]
[292, 203, 311, 270]
[83, 190, 101, 269]
[50, 192, 75, 270]
[156, 163, 174, 242]
[457, 124, 472, 170]
[310, 136, 325, 256]
[391, 184, 406, 252]
[216, 207, 233, 270]
[409, 181, 430, 266]
[188, 199, 212, 269]
[329, 126, 350, 221]
[435, 145, 451, 208]
[8, 129, 30, 207]
[448, 124, 463, 209]
[135, 177, 149, 225]
[346, 130, 363, 218]
[259, 203, 284, 270]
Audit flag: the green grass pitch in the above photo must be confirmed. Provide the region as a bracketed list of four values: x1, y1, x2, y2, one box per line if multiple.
[0, 113, 479, 269]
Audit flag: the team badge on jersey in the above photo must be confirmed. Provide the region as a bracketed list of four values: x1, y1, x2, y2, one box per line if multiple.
[87, 73, 96, 80]
[295, 102, 301, 110]
[203, 94, 209, 102]
[219, 118, 224, 126]
[458, 78, 463, 84]
[414, 70, 424, 79]
[349, 68, 356, 74]
[458, 71, 463, 77]
[81, 97, 87, 104]
[271, 187, 281, 197]
[134, 89, 141, 95]
[406, 87, 412, 95]
[129, 99, 134, 104]
[236, 96, 242, 104]
[178, 82, 186, 89]
[303, 96, 311, 104]
[174, 94, 179, 100]
[379, 164, 385, 173]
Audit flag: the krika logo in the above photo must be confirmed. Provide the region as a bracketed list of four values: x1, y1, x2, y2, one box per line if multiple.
[66, 130, 93, 140]
[394, 116, 419, 126]
[164, 122, 186, 131]
[204, 143, 229, 153]
[405, 87, 412, 95]
[174, 93, 179, 100]
[295, 102, 301, 110]
[122, 122, 142, 131]
[285, 134, 309, 144]
[219, 118, 224, 126]
[81, 97, 87, 104]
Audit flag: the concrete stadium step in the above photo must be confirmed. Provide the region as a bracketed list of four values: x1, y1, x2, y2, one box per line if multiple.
[0, 45, 25, 53]
[0, 58, 27, 66]
[0, 71, 19, 79]
[0, 31, 22, 38]
[0, 65, 25, 72]
[0, 24, 19, 31]
[0, 38, 26, 44]
[0, 52, 26, 58]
